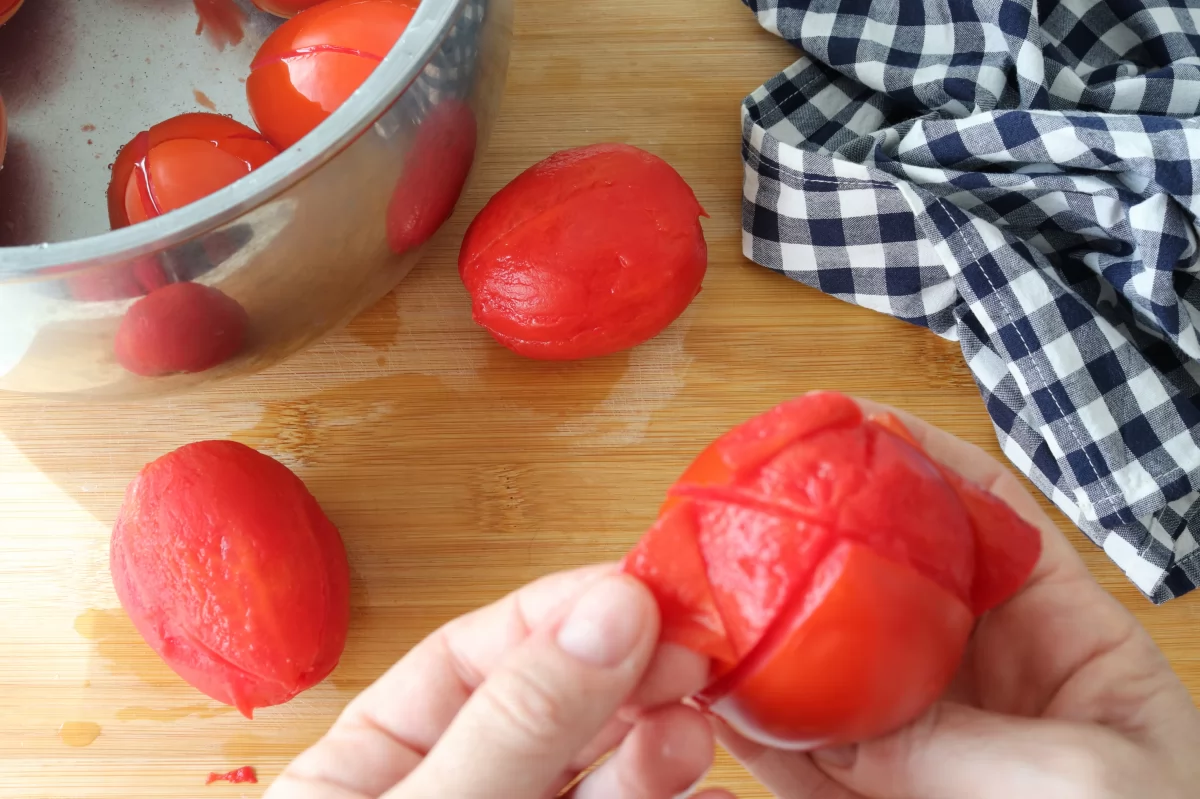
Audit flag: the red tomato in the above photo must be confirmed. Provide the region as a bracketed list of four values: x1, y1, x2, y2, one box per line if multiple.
[459, 144, 708, 360]
[251, 0, 325, 17]
[386, 99, 478, 255]
[0, 0, 22, 27]
[621, 391, 1041, 748]
[114, 282, 248, 377]
[702, 541, 973, 749]
[246, 0, 418, 150]
[111, 441, 350, 717]
[107, 113, 278, 229]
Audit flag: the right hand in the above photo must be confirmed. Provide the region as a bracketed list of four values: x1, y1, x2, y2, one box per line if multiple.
[718, 398, 1200, 799]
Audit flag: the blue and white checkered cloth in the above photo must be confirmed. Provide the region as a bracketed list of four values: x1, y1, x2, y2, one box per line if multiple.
[740, 0, 1200, 601]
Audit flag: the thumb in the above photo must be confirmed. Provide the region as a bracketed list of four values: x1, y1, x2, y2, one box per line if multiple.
[812, 701, 1141, 799]
[391, 574, 660, 799]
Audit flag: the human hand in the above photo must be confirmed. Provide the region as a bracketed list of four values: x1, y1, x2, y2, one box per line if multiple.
[718, 398, 1200, 799]
[265, 565, 731, 798]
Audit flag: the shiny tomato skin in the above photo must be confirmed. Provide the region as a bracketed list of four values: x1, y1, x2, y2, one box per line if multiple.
[459, 144, 708, 361]
[386, 100, 478, 255]
[251, 0, 325, 17]
[114, 282, 248, 377]
[108, 114, 278, 229]
[0, 0, 22, 27]
[111, 441, 350, 717]
[702, 541, 974, 749]
[247, 0, 418, 150]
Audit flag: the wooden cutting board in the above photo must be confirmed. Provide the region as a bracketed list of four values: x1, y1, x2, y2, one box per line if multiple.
[3, 0, 1199, 796]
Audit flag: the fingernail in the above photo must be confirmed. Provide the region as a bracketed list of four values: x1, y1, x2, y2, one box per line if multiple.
[556, 575, 646, 667]
[813, 744, 857, 769]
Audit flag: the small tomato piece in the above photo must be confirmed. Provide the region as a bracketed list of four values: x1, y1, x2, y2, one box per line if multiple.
[247, 0, 418, 150]
[701, 541, 973, 749]
[458, 143, 708, 361]
[111, 441, 350, 717]
[114, 282, 248, 377]
[386, 100, 478, 255]
[108, 114, 278, 229]
[0, 0, 22, 27]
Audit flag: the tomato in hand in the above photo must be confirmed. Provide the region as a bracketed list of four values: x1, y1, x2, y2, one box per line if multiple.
[112, 441, 350, 717]
[0, 0, 23, 27]
[108, 114, 278, 229]
[114, 282, 248, 377]
[386, 99, 477, 255]
[622, 392, 1041, 749]
[458, 144, 708, 360]
[247, 0, 418, 150]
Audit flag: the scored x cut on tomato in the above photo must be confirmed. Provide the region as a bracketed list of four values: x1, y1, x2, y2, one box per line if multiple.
[247, 0, 418, 150]
[621, 392, 1042, 747]
[108, 114, 278, 229]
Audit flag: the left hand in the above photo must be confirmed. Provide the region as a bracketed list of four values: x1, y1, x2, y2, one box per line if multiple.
[265, 565, 731, 799]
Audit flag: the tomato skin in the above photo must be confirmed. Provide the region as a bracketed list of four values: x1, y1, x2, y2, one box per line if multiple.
[247, 0, 418, 149]
[111, 441, 350, 718]
[108, 114, 278, 229]
[621, 392, 1042, 749]
[0, 0, 22, 27]
[114, 282, 248, 377]
[386, 100, 478, 255]
[459, 144, 708, 361]
[701, 541, 973, 749]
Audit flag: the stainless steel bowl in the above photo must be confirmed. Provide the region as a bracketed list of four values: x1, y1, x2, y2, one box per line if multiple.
[0, 0, 512, 398]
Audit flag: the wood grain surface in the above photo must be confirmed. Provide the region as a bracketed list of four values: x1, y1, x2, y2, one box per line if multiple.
[2, 0, 1199, 796]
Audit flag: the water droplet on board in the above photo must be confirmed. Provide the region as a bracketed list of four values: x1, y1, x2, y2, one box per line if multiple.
[59, 721, 101, 747]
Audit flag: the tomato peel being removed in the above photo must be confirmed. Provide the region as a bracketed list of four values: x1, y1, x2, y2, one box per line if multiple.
[621, 392, 1041, 748]
[111, 441, 350, 718]
[458, 143, 708, 360]
[247, 0, 418, 150]
[108, 113, 278, 229]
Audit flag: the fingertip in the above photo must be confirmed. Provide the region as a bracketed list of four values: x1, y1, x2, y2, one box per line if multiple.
[629, 642, 711, 708]
[571, 704, 715, 799]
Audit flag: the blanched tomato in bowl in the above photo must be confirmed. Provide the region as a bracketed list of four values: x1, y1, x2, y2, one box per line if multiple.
[107, 113, 279, 229]
[247, 0, 419, 150]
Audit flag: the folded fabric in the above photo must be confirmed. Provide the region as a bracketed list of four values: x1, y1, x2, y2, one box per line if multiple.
[739, 0, 1200, 601]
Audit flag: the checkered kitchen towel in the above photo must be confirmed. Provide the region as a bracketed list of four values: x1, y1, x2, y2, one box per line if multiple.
[740, 0, 1200, 601]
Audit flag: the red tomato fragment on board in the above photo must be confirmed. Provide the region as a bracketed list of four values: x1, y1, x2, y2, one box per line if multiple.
[206, 766, 257, 785]
[459, 143, 708, 361]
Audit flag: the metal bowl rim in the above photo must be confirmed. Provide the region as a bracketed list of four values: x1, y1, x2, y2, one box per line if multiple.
[0, 0, 468, 278]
